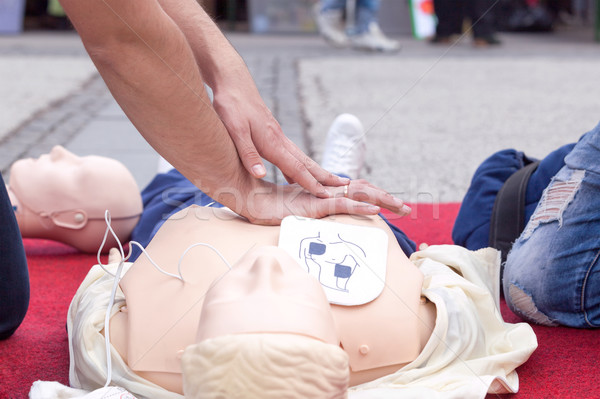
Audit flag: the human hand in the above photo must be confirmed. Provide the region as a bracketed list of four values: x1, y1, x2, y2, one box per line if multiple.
[237, 179, 411, 226]
[211, 78, 349, 199]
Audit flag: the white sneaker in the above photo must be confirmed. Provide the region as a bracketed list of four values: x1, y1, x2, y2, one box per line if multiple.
[321, 114, 366, 180]
[314, 4, 349, 47]
[350, 22, 400, 52]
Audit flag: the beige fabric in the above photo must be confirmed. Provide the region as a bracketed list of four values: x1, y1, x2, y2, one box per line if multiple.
[67, 262, 182, 399]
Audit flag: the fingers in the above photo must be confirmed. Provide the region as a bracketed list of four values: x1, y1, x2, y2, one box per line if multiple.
[285, 180, 410, 220]
[331, 180, 411, 216]
[262, 143, 330, 198]
[282, 173, 294, 185]
[261, 137, 349, 198]
[282, 139, 349, 187]
[228, 126, 267, 179]
[242, 181, 409, 225]
[217, 98, 347, 194]
[318, 197, 382, 217]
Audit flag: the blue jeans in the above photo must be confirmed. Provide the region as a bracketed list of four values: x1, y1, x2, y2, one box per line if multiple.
[0, 175, 29, 339]
[320, 0, 380, 34]
[503, 122, 600, 328]
[130, 169, 415, 261]
[452, 144, 574, 251]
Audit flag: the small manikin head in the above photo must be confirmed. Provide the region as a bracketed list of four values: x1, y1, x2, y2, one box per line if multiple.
[7, 146, 142, 253]
[182, 246, 350, 399]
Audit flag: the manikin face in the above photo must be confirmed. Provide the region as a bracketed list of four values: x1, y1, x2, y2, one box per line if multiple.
[196, 246, 339, 345]
[9, 145, 141, 219]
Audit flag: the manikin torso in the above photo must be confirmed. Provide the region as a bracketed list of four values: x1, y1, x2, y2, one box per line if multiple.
[109, 206, 436, 394]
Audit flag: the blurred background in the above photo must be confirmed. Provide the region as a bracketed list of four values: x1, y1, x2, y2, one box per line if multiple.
[13, 0, 595, 36]
[1, 0, 599, 206]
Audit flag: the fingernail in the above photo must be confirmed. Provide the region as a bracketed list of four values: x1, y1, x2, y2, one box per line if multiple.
[251, 164, 266, 177]
[338, 177, 350, 184]
[368, 205, 380, 213]
[401, 205, 412, 214]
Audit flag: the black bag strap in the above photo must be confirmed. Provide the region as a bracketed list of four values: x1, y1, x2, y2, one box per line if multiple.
[489, 160, 540, 264]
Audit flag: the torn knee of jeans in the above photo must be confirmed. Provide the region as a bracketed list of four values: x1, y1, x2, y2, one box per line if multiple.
[508, 284, 559, 326]
[521, 169, 585, 239]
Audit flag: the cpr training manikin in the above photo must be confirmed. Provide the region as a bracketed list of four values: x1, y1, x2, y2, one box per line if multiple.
[20, 148, 537, 399]
[6, 146, 142, 253]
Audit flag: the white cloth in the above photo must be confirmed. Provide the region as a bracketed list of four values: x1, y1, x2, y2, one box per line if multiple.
[32, 262, 183, 399]
[31, 245, 537, 399]
[348, 245, 538, 398]
[29, 380, 137, 399]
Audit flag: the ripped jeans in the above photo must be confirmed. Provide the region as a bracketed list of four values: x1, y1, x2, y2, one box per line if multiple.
[503, 123, 600, 328]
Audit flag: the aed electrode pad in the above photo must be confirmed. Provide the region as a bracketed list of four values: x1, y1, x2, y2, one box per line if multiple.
[278, 216, 388, 306]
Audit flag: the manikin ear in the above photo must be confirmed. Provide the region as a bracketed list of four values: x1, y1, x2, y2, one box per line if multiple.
[49, 209, 88, 229]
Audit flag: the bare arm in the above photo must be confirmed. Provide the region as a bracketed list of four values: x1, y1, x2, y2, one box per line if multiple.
[59, 0, 255, 212]
[59, 0, 410, 224]
[155, 0, 349, 197]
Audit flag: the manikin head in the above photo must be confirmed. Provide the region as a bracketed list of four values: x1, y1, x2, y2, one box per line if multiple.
[7, 146, 142, 253]
[181, 246, 350, 399]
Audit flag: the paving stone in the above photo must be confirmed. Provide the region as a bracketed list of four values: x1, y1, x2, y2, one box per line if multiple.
[299, 56, 600, 202]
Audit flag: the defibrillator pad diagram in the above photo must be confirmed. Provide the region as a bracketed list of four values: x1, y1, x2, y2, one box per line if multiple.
[299, 233, 364, 292]
[278, 217, 389, 306]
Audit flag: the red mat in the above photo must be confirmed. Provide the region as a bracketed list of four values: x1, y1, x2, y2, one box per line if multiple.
[1, 203, 598, 398]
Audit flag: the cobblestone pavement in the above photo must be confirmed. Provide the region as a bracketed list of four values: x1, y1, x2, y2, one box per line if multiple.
[1, 28, 599, 202]
[0, 33, 97, 173]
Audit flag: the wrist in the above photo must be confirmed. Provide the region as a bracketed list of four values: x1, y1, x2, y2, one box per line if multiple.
[202, 52, 250, 93]
[211, 172, 265, 222]
[219, 179, 288, 225]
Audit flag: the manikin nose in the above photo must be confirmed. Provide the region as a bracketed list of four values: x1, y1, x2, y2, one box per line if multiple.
[196, 246, 339, 345]
[49, 145, 77, 162]
[246, 253, 288, 296]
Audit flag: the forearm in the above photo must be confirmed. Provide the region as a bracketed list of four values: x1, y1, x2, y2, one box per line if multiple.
[156, 0, 252, 92]
[59, 0, 255, 213]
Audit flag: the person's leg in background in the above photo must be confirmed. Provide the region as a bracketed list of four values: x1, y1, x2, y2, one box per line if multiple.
[320, 0, 347, 13]
[315, 0, 399, 51]
[315, 0, 349, 47]
[431, 0, 466, 43]
[451, 143, 575, 252]
[353, 0, 378, 34]
[468, 0, 501, 45]
[503, 122, 600, 328]
[349, 0, 400, 52]
[0, 176, 29, 340]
